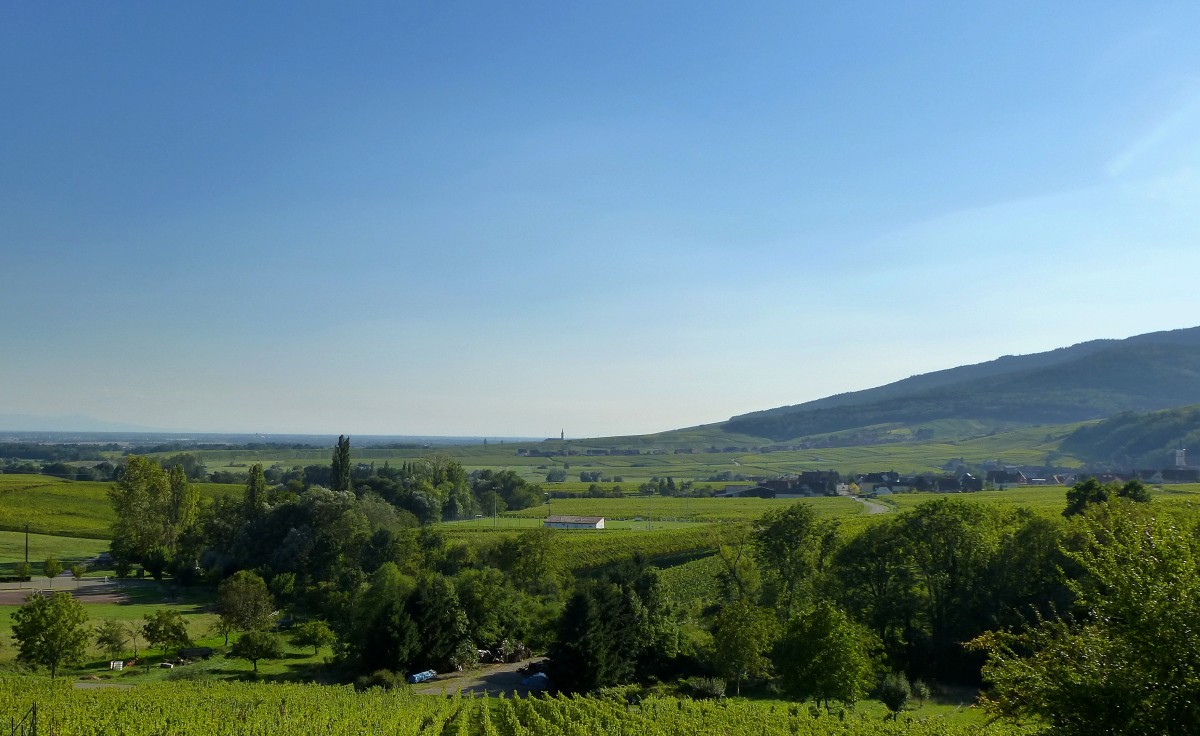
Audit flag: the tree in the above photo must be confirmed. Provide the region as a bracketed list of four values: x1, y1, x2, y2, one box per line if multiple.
[776, 602, 877, 707]
[359, 599, 420, 674]
[290, 619, 336, 655]
[408, 574, 473, 670]
[878, 672, 912, 719]
[166, 463, 199, 548]
[1065, 477, 1150, 517]
[230, 630, 284, 674]
[218, 570, 275, 633]
[753, 503, 837, 622]
[331, 435, 352, 493]
[14, 560, 30, 587]
[972, 503, 1200, 735]
[95, 618, 129, 661]
[547, 581, 639, 693]
[11, 591, 90, 678]
[1117, 478, 1151, 503]
[211, 617, 236, 647]
[108, 455, 171, 561]
[71, 563, 87, 586]
[711, 598, 777, 695]
[142, 609, 192, 656]
[43, 556, 62, 589]
[833, 517, 918, 665]
[895, 497, 1003, 679]
[1064, 477, 1109, 517]
[243, 463, 268, 521]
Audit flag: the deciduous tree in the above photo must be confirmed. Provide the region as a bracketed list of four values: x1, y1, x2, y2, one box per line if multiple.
[218, 570, 275, 633]
[776, 602, 877, 707]
[711, 597, 777, 695]
[142, 609, 192, 656]
[290, 619, 336, 655]
[11, 591, 89, 678]
[753, 503, 837, 622]
[230, 630, 284, 674]
[43, 556, 62, 589]
[973, 502, 1200, 735]
[95, 618, 129, 661]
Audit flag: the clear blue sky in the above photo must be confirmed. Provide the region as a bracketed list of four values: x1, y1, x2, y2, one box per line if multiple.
[3, 2, 1200, 437]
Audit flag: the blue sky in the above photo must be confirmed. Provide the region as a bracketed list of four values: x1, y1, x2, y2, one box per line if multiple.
[3, 2, 1200, 437]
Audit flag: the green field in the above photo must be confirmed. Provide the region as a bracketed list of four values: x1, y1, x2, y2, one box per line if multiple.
[0, 678, 1023, 735]
[508, 494, 865, 522]
[115, 420, 1088, 485]
[882, 483, 1200, 517]
[0, 475, 238, 539]
[0, 531, 108, 575]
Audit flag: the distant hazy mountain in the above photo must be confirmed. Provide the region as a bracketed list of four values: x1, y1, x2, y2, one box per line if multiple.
[0, 413, 167, 433]
[724, 326, 1200, 442]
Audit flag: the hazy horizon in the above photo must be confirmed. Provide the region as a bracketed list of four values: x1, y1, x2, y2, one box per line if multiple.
[5, 4, 1200, 437]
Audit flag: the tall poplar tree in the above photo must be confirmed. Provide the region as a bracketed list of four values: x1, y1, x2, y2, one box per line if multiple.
[243, 464, 268, 520]
[331, 435, 352, 492]
[166, 464, 199, 549]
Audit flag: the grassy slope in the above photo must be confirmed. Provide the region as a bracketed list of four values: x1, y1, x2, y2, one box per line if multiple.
[0, 531, 108, 574]
[0, 475, 238, 539]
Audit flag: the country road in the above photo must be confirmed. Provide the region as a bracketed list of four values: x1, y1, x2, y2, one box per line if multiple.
[853, 496, 891, 515]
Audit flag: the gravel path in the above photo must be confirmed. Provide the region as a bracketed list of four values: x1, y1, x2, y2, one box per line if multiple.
[853, 497, 891, 515]
[415, 658, 547, 697]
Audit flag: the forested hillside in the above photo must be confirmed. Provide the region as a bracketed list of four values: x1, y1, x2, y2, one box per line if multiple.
[724, 329, 1200, 442]
[1061, 404, 1200, 467]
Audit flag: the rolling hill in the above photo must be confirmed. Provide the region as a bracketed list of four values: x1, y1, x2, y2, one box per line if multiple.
[722, 326, 1200, 442]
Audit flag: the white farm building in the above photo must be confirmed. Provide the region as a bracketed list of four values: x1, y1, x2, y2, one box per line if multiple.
[544, 515, 605, 530]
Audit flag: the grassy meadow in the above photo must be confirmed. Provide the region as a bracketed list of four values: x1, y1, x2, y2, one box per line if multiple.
[0, 475, 238, 539]
[0, 531, 108, 575]
[507, 494, 865, 522]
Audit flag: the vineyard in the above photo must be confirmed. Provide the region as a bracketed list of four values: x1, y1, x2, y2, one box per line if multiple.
[0, 679, 1029, 735]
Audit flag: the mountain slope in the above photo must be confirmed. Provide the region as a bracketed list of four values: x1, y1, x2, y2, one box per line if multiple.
[1061, 404, 1200, 468]
[724, 327, 1200, 442]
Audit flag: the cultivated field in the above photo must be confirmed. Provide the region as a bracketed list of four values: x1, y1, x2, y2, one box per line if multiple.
[0, 475, 238, 539]
[120, 420, 1088, 484]
[0, 679, 1024, 735]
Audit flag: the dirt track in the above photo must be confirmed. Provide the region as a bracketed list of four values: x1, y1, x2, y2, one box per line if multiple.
[415, 658, 547, 697]
[0, 583, 129, 605]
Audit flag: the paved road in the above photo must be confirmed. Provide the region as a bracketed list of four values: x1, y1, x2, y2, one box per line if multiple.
[852, 496, 891, 515]
[0, 576, 156, 604]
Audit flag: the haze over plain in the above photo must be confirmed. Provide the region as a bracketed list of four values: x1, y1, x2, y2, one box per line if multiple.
[3, 3, 1200, 437]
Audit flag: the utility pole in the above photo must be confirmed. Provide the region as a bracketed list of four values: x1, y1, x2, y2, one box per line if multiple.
[25, 523, 29, 565]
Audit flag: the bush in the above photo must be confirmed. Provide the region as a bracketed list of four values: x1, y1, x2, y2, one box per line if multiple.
[688, 677, 726, 699]
[912, 679, 931, 705]
[354, 669, 408, 692]
[877, 672, 911, 717]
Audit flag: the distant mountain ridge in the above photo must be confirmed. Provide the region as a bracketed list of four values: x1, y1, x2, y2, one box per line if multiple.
[724, 326, 1200, 442]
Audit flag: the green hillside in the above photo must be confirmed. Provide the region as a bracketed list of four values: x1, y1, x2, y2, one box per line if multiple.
[723, 333, 1200, 442]
[1061, 404, 1200, 467]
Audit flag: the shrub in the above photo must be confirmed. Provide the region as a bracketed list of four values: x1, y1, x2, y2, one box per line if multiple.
[354, 669, 408, 692]
[877, 672, 911, 718]
[688, 677, 726, 699]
